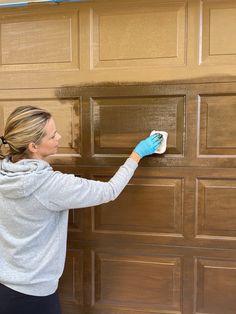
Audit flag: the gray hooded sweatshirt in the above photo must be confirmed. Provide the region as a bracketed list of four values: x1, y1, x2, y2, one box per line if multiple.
[0, 156, 138, 296]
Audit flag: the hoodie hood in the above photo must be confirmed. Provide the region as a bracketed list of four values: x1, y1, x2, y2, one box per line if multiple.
[0, 157, 52, 199]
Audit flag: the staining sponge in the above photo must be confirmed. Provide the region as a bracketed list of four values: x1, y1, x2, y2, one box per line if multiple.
[150, 130, 168, 154]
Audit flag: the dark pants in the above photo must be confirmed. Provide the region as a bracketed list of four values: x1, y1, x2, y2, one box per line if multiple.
[0, 283, 62, 314]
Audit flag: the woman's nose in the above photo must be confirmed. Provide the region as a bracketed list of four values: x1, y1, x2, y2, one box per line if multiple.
[57, 133, 62, 140]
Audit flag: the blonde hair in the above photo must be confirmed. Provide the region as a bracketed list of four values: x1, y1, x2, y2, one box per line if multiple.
[0, 105, 51, 160]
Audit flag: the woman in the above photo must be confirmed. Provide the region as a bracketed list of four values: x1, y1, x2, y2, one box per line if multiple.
[0, 105, 162, 314]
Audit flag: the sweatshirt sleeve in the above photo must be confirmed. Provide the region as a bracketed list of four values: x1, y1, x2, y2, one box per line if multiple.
[38, 158, 138, 211]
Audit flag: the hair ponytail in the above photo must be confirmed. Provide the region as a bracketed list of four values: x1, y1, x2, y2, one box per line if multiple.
[0, 105, 51, 160]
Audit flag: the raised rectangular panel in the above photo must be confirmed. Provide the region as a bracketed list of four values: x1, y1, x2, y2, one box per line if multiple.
[91, 96, 185, 156]
[0, 100, 80, 154]
[196, 179, 236, 239]
[195, 258, 236, 314]
[198, 95, 236, 156]
[201, 0, 236, 65]
[68, 209, 83, 232]
[91, 1, 186, 68]
[1, 19, 71, 64]
[0, 10, 79, 69]
[92, 177, 183, 236]
[93, 252, 181, 312]
[59, 249, 83, 306]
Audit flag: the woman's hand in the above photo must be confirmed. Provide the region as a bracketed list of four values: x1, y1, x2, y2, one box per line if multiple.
[133, 134, 162, 158]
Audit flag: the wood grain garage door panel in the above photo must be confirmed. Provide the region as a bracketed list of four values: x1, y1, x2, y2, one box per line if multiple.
[92, 251, 181, 313]
[59, 250, 83, 314]
[195, 258, 236, 314]
[0, 8, 79, 70]
[92, 177, 183, 236]
[91, 96, 185, 155]
[198, 95, 236, 156]
[196, 179, 236, 239]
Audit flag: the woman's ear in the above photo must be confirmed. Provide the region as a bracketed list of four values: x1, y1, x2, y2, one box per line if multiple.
[28, 142, 38, 153]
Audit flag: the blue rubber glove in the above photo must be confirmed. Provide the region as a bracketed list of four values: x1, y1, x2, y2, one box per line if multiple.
[133, 134, 162, 158]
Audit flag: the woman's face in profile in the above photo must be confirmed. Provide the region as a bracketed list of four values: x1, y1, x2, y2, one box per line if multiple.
[33, 118, 61, 159]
